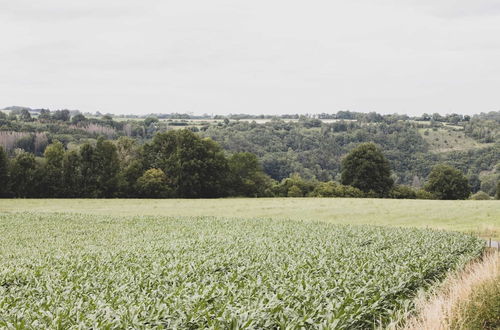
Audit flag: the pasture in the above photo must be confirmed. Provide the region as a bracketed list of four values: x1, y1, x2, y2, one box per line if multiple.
[1, 198, 499, 239]
[0, 213, 484, 328]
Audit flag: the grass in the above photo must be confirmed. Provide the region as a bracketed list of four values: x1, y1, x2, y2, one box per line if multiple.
[1, 198, 499, 239]
[419, 128, 492, 153]
[401, 251, 499, 330]
[0, 213, 485, 328]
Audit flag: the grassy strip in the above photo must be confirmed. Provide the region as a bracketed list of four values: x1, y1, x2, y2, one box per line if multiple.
[1, 198, 499, 239]
[399, 250, 499, 330]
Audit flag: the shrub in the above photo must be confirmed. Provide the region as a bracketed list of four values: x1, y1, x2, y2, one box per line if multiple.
[416, 189, 435, 200]
[309, 181, 364, 198]
[470, 191, 491, 200]
[287, 185, 303, 197]
[136, 168, 171, 198]
[389, 185, 417, 199]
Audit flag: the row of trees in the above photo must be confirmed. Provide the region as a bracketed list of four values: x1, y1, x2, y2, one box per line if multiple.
[0, 132, 483, 199]
[0, 130, 272, 198]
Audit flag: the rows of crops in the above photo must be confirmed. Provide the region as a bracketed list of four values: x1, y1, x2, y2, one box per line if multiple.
[0, 213, 484, 328]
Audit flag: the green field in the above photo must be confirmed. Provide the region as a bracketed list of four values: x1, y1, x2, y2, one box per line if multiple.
[0, 213, 485, 328]
[1, 198, 499, 239]
[418, 128, 492, 153]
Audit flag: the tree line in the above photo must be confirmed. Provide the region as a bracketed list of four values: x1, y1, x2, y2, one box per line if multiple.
[0, 130, 486, 200]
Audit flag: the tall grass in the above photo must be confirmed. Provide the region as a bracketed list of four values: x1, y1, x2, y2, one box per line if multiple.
[401, 251, 499, 329]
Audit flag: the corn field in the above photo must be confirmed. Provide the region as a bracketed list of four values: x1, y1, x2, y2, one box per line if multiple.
[0, 213, 484, 328]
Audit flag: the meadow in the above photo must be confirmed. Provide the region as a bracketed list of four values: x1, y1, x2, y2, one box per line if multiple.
[1, 198, 499, 239]
[0, 212, 485, 328]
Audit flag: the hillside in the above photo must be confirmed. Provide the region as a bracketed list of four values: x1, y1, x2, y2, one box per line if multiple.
[1, 108, 499, 194]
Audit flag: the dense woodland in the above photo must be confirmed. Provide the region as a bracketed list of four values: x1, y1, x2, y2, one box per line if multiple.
[0, 107, 499, 199]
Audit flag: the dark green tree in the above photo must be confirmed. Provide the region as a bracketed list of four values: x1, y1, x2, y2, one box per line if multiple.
[79, 143, 99, 197]
[62, 150, 83, 197]
[71, 113, 87, 125]
[42, 141, 65, 197]
[94, 138, 120, 197]
[341, 143, 393, 196]
[228, 152, 273, 197]
[10, 152, 39, 197]
[144, 130, 229, 198]
[19, 109, 32, 121]
[424, 164, 471, 200]
[0, 146, 10, 197]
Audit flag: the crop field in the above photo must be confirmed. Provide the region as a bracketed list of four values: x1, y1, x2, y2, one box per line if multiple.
[0, 212, 485, 328]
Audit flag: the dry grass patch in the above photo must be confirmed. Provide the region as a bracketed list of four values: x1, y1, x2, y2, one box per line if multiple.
[400, 250, 499, 330]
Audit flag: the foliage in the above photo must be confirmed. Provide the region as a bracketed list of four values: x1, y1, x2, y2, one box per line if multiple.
[425, 164, 471, 200]
[388, 185, 417, 199]
[309, 181, 364, 198]
[341, 143, 394, 196]
[415, 189, 435, 200]
[470, 191, 492, 200]
[136, 168, 171, 198]
[144, 130, 230, 198]
[0, 146, 9, 197]
[0, 213, 485, 328]
[271, 173, 317, 197]
[227, 152, 273, 197]
[9, 151, 40, 198]
[42, 141, 65, 197]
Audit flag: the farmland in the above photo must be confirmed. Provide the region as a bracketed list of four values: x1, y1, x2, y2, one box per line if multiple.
[2, 198, 499, 239]
[0, 212, 485, 328]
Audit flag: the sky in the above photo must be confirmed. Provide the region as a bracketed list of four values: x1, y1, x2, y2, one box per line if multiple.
[1, 0, 499, 116]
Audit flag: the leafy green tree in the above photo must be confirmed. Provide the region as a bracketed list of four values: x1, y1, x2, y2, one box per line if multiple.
[52, 110, 70, 122]
[136, 168, 171, 198]
[144, 116, 159, 127]
[341, 143, 393, 196]
[424, 164, 471, 200]
[62, 150, 83, 197]
[20, 109, 32, 121]
[0, 146, 10, 197]
[94, 138, 120, 197]
[10, 152, 39, 197]
[115, 137, 143, 196]
[79, 143, 99, 197]
[71, 113, 87, 125]
[42, 141, 65, 197]
[144, 130, 229, 198]
[228, 152, 273, 197]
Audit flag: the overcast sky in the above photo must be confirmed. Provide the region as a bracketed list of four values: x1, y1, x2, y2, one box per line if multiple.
[1, 0, 499, 116]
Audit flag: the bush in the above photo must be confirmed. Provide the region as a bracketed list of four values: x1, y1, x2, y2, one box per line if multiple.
[287, 185, 303, 197]
[272, 174, 317, 197]
[416, 189, 435, 200]
[309, 181, 364, 198]
[389, 185, 417, 199]
[136, 168, 171, 198]
[470, 191, 491, 200]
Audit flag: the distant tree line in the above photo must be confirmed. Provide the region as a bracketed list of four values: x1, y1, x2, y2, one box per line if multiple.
[0, 130, 273, 198]
[0, 132, 484, 199]
[1, 109, 498, 198]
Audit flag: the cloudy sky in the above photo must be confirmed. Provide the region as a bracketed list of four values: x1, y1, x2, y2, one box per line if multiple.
[1, 0, 499, 116]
